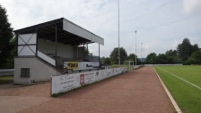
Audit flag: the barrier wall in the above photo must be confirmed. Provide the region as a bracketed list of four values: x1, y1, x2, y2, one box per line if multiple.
[51, 67, 127, 95]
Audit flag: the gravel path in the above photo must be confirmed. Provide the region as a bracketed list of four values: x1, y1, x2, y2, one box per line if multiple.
[0, 67, 175, 113]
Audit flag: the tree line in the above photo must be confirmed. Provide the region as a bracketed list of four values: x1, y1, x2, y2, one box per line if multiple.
[146, 38, 201, 64]
[102, 38, 201, 65]
[101, 47, 141, 65]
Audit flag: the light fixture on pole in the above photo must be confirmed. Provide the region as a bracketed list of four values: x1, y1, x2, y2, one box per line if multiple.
[135, 30, 137, 66]
[118, 0, 120, 66]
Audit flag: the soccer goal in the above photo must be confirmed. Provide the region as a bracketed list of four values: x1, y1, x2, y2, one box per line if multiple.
[124, 60, 134, 71]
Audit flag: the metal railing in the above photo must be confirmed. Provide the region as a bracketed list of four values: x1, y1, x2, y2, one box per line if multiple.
[0, 69, 14, 76]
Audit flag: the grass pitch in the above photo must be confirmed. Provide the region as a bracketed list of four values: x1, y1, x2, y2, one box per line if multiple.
[154, 66, 201, 113]
[0, 76, 13, 85]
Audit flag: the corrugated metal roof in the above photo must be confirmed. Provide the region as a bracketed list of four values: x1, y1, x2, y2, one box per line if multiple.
[14, 18, 104, 45]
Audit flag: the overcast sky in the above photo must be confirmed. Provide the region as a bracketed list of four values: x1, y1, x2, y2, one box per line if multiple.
[1, 0, 201, 58]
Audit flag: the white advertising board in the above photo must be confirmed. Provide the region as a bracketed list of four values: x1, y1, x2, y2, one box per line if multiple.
[51, 73, 80, 94]
[106, 69, 113, 77]
[95, 70, 101, 81]
[51, 67, 128, 95]
[81, 71, 96, 85]
[99, 70, 106, 80]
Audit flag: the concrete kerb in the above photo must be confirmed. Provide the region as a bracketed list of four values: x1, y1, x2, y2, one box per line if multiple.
[153, 67, 182, 113]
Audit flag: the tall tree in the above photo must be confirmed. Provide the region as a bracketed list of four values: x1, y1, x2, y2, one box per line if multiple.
[187, 50, 201, 64]
[127, 53, 140, 64]
[177, 38, 192, 61]
[165, 49, 177, 57]
[192, 44, 199, 52]
[127, 53, 136, 61]
[0, 4, 14, 68]
[165, 49, 178, 63]
[101, 57, 111, 65]
[110, 47, 127, 64]
[145, 52, 157, 64]
[83, 46, 89, 57]
[156, 54, 168, 64]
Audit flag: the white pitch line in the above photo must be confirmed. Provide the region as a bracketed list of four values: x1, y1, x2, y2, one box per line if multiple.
[156, 66, 201, 91]
[154, 68, 182, 113]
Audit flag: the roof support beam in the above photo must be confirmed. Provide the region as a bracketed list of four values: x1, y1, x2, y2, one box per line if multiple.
[54, 24, 58, 74]
[36, 28, 38, 56]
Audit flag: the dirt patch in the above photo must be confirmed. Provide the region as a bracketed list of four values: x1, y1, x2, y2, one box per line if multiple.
[0, 96, 51, 113]
[0, 82, 50, 97]
[0, 82, 51, 113]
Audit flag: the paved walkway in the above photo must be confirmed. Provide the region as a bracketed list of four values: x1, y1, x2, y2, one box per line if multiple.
[0, 82, 51, 113]
[0, 67, 175, 113]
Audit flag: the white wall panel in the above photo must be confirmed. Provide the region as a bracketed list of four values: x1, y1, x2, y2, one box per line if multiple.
[18, 34, 36, 44]
[18, 33, 37, 56]
[18, 37, 24, 45]
[18, 46, 36, 56]
[38, 39, 73, 58]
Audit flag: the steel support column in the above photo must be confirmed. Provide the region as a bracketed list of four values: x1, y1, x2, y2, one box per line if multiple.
[99, 44, 100, 66]
[55, 24, 58, 69]
[36, 28, 38, 56]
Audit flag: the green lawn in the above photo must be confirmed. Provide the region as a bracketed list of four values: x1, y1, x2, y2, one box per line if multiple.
[154, 66, 201, 113]
[0, 76, 13, 85]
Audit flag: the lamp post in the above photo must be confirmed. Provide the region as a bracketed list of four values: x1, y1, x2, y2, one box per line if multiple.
[135, 30, 137, 66]
[141, 43, 143, 62]
[118, 0, 120, 66]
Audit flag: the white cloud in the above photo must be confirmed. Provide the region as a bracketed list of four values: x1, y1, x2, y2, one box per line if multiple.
[1, 0, 201, 58]
[183, 0, 201, 15]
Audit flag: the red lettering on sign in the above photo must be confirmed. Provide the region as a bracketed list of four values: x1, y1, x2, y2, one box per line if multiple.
[80, 74, 84, 85]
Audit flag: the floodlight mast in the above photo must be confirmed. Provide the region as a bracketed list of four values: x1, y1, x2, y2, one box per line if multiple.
[118, 0, 120, 66]
[141, 43, 143, 61]
[135, 30, 137, 66]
